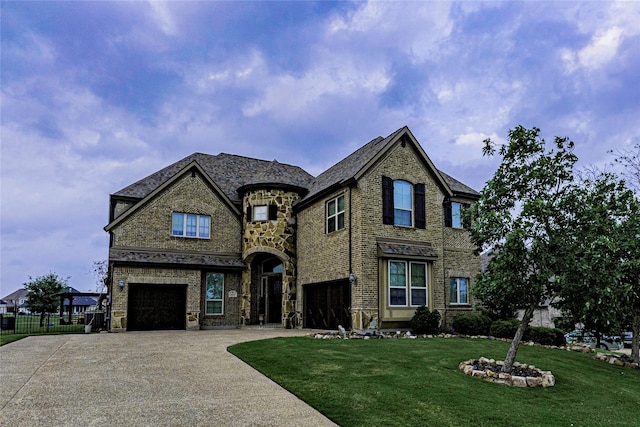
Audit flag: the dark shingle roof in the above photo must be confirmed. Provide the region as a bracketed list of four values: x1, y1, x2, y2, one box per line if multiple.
[109, 248, 245, 269]
[114, 153, 315, 204]
[111, 127, 479, 210]
[300, 128, 405, 203]
[439, 170, 480, 198]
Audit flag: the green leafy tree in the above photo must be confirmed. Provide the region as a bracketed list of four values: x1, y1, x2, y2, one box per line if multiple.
[553, 174, 636, 348]
[610, 143, 640, 362]
[468, 126, 578, 373]
[24, 273, 69, 327]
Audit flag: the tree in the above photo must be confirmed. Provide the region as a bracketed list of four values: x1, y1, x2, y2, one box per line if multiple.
[24, 273, 69, 327]
[92, 260, 109, 293]
[468, 126, 578, 373]
[553, 174, 636, 349]
[609, 143, 640, 362]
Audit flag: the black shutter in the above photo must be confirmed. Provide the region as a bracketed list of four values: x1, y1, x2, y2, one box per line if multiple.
[382, 176, 394, 225]
[268, 204, 278, 220]
[462, 203, 471, 229]
[414, 183, 426, 229]
[246, 206, 252, 222]
[443, 201, 452, 227]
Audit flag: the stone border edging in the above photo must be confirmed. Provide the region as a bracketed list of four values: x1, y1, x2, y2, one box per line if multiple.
[595, 352, 640, 369]
[459, 357, 555, 387]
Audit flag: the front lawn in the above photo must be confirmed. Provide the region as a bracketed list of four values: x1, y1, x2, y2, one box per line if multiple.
[229, 337, 640, 427]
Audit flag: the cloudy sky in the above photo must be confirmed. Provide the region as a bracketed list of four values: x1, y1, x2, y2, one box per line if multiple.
[1, 1, 638, 294]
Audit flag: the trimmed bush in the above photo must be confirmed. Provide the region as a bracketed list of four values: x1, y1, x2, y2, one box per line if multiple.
[410, 306, 441, 334]
[452, 313, 492, 336]
[489, 319, 521, 339]
[525, 326, 566, 346]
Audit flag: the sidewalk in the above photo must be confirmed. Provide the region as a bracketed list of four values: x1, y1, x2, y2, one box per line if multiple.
[0, 330, 337, 427]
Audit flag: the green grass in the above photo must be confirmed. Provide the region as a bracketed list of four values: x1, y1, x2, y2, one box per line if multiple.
[229, 337, 640, 427]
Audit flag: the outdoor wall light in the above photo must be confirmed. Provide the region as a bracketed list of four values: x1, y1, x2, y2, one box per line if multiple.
[349, 273, 357, 286]
[118, 280, 125, 291]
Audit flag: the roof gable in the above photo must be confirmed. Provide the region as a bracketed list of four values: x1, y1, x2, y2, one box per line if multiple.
[105, 161, 239, 232]
[298, 126, 459, 207]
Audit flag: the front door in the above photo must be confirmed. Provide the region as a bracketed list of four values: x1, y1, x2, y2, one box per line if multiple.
[260, 275, 282, 324]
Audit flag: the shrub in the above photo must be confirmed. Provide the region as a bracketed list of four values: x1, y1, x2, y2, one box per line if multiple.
[489, 319, 521, 338]
[410, 306, 441, 334]
[525, 326, 566, 346]
[452, 313, 492, 336]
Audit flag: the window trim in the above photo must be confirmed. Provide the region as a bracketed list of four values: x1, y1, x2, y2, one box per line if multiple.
[388, 260, 428, 307]
[326, 194, 345, 233]
[205, 272, 224, 315]
[171, 212, 211, 238]
[449, 277, 469, 305]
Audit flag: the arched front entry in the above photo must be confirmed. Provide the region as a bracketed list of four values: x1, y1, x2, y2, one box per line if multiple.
[249, 254, 284, 325]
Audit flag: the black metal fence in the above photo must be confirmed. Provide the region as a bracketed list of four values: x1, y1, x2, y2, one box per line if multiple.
[0, 312, 105, 335]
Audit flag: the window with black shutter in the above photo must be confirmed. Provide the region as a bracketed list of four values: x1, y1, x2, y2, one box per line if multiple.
[414, 183, 426, 229]
[382, 176, 394, 225]
[268, 204, 278, 221]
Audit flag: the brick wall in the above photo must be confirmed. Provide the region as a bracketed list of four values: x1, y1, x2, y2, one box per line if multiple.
[111, 173, 241, 253]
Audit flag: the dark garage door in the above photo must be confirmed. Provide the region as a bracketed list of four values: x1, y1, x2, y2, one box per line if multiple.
[127, 284, 187, 331]
[304, 280, 351, 330]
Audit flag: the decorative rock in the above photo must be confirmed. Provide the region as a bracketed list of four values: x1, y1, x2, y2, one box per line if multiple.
[542, 373, 555, 387]
[511, 376, 527, 387]
[526, 377, 543, 387]
[471, 370, 487, 378]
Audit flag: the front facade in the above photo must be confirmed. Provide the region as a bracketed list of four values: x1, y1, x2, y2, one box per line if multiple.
[104, 127, 480, 332]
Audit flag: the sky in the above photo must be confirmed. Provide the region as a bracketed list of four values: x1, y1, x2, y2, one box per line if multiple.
[1, 1, 639, 294]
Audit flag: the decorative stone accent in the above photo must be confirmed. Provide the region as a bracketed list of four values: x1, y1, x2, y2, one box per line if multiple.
[242, 188, 301, 327]
[458, 357, 555, 388]
[595, 352, 640, 369]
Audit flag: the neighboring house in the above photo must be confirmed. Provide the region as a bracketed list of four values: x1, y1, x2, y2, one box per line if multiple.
[1, 289, 30, 314]
[61, 287, 98, 314]
[0, 299, 7, 314]
[104, 126, 481, 332]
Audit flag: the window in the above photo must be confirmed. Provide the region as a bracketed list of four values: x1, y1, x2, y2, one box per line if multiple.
[394, 180, 413, 226]
[389, 260, 428, 307]
[382, 176, 425, 228]
[326, 194, 345, 233]
[444, 201, 470, 228]
[205, 273, 224, 315]
[451, 202, 462, 228]
[449, 278, 468, 304]
[253, 206, 268, 221]
[172, 213, 210, 238]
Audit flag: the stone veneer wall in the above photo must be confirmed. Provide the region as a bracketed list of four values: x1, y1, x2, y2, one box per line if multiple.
[241, 188, 300, 326]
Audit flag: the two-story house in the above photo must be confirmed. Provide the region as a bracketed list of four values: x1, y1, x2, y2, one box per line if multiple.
[104, 126, 480, 332]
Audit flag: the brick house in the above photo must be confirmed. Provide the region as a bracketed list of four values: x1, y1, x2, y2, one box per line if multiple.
[104, 126, 480, 332]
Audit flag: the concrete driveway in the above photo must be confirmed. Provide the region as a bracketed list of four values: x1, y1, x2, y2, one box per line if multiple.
[0, 329, 337, 427]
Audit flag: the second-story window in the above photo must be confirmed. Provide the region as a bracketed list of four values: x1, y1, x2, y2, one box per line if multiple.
[444, 201, 470, 229]
[382, 176, 425, 229]
[326, 194, 345, 233]
[172, 213, 210, 238]
[393, 180, 413, 227]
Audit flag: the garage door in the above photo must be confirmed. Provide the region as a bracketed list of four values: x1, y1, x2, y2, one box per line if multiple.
[304, 280, 351, 330]
[127, 284, 187, 331]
